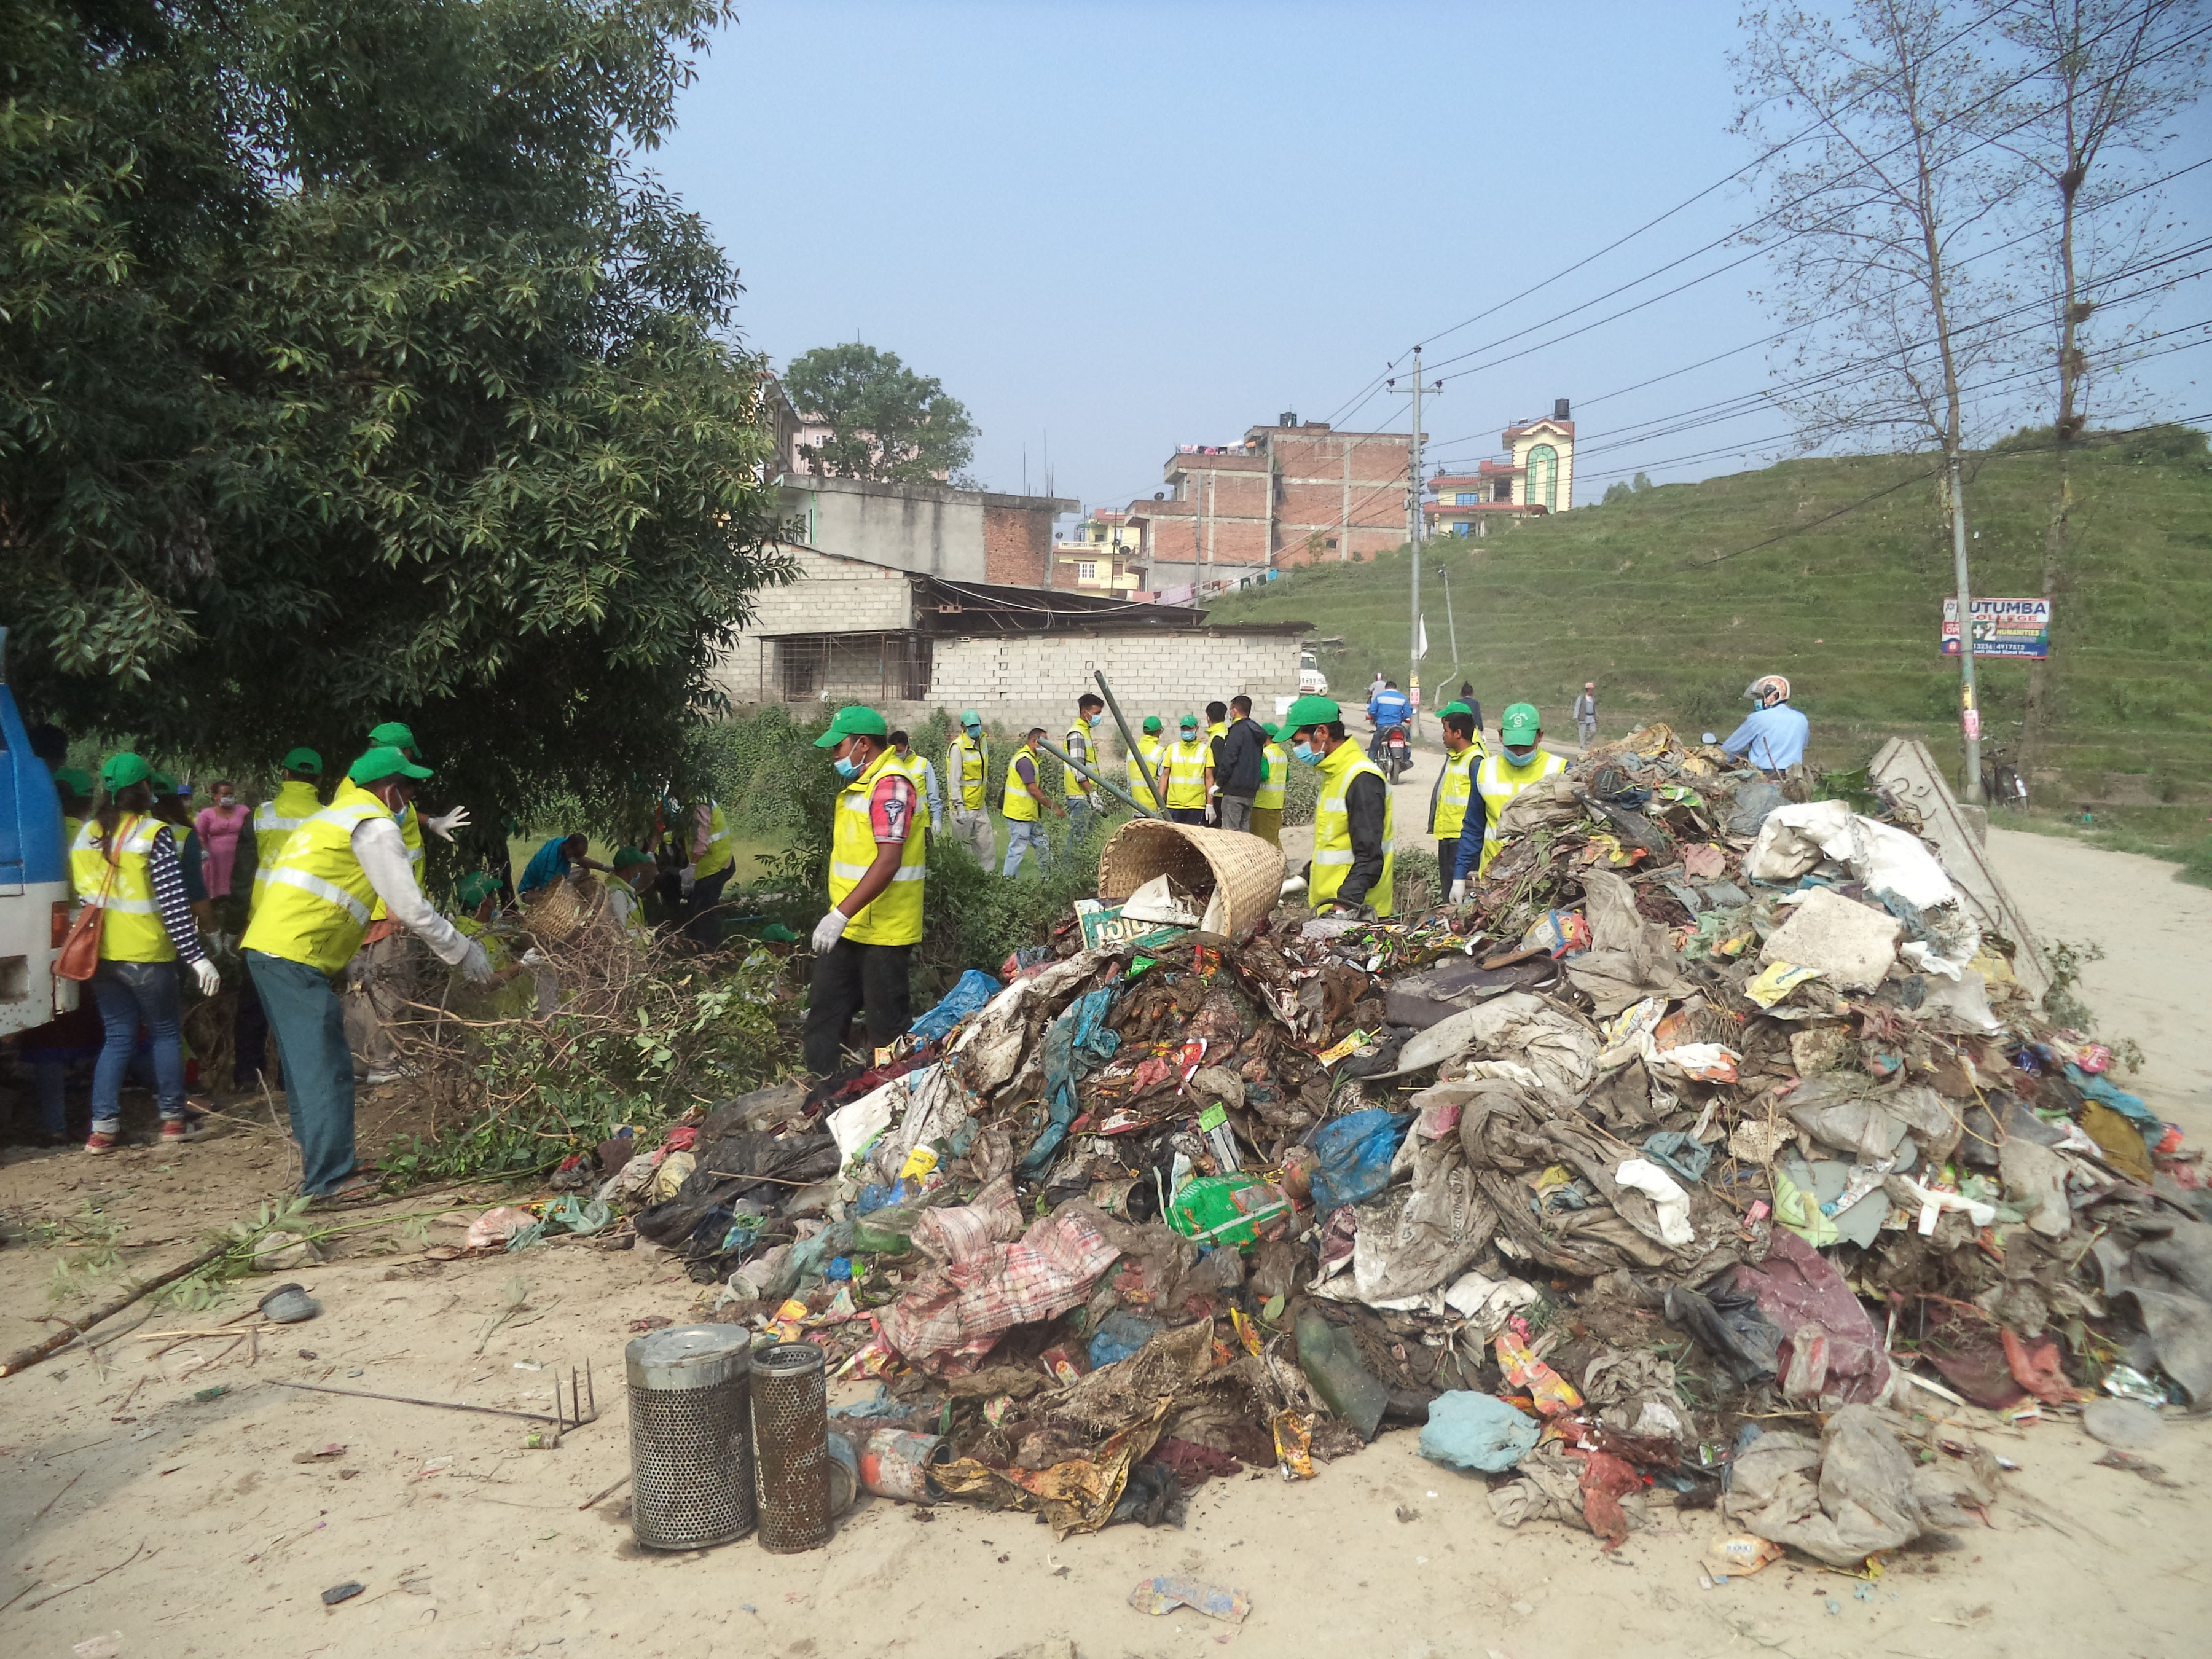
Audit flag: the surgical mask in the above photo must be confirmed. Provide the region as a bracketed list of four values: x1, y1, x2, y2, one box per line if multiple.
[1087, 713, 1102, 728]
[833, 756, 862, 780]
[1180, 730, 1196, 743]
[1504, 744, 1537, 765]
[1293, 743, 1319, 765]
[963, 726, 980, 739]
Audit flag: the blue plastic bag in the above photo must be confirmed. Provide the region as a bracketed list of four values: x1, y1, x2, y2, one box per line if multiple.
[1018, 987, 1121, 1177]
[1306, 1110, 1414, 1216]
[2067, 1064, 2163, 1147]
[1089, 1311, 1164, 1368]
[909, 968, 1003, 1043]
[1418, 1391, 1542, 1473]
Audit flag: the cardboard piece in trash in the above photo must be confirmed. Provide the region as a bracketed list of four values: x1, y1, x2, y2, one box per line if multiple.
[1073, 898, 1187, 953]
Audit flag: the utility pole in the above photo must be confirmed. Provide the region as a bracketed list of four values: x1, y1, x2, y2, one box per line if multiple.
[1441, 567, 1459, 681]
[1949, 452, 1983, 802]
[1408, 347, 1427, 734]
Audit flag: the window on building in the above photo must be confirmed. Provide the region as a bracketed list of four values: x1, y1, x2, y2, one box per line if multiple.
[1077, 561, 1098, 581]
[1453, 522, 1472, 538]
[1324, 537, 1338, 549]
[1527, 444, 1559, 512]
[1457, 492, 1476, 506]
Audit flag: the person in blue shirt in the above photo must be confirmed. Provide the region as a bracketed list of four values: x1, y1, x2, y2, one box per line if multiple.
[1367, 678, 1412, 758]
[517, 833, 612, 896]
[1722, 675, 1810, 773]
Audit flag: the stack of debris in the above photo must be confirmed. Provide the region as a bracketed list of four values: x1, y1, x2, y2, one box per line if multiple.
[530, 724, 2205, 1564]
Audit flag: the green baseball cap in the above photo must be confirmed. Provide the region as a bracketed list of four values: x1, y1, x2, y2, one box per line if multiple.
[281, 746, 323, 775]
[814, 705, 888, 748]
[1500, 702, 1541, 743]
[149, 769, 178, 794]
[369, 721, 418, 751]
[52, 766, 94, 799]
[960, 709, 982, 728]
[1142, 715, 1162, 734]
[1284, 694, 1341, 731]
[99, 751, 151, 791]
[611, 845, 653, 870]
[1263, 723, 1281, 741]
[1178, 713, 1199, 732]
[1437, 700, 1472, 719]
[456, 871, 500, 909]
[348, 745, 434, 783]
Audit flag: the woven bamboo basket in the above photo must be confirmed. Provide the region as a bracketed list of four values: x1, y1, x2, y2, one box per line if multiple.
[1096, 820, 1285, 942]
[521, 873, 605, 943]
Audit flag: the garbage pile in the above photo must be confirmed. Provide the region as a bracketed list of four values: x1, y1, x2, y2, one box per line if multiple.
[530, 724, 2208, 1565]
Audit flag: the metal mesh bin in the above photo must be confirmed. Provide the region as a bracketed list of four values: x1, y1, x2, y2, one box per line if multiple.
[750, 1341, 830, 1553]
[625, 1325, 755, 1551]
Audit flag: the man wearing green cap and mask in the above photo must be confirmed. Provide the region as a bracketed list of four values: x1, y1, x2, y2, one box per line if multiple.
[804, 706, 925, 1075]
[241, 746, 492, 1202]
[944, 711, 994, 867]
[1126, 715, 1165, 813]
[1429, 701, 1488, 901]
[351, 724, 473, 1081]
[1250, 722, 1287, 847]
[1475, 703, 1566, 879]
[1283, 695, 1392, 915]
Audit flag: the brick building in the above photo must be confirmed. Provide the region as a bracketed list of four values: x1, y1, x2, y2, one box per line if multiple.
[1124, 414, 1413, 597]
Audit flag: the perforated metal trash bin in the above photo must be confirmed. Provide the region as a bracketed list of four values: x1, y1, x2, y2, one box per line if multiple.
[750, 1341, 830, 1553]
[625, 1325, 755, 1551]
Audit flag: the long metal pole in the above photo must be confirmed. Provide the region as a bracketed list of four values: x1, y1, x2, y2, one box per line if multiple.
[1410, 347, 1424, 737]
[1949, 450, 1984, 802]
[1036, 736, 1150, 818]
[1442, 567, 1459, 680]
[1090, 670, 1168, 817]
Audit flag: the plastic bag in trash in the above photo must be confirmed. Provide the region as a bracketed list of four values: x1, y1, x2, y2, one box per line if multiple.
[908, 968, 1003, 1043]
[1419, 1390, 1542, 1472]
[1305, 1110, 1416, 1216]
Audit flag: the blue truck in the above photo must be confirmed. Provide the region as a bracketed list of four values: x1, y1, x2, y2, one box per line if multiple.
[0, 627, 76, 1037]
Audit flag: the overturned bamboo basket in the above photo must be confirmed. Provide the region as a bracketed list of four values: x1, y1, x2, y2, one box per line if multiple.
[1096, 820, 1285, 942]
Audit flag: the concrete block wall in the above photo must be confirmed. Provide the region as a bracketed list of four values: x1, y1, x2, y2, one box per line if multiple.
[710, 546, 915, 701]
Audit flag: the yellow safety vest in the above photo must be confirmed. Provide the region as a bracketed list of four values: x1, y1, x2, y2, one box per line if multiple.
[1311, 742, 1394, 916]
[250, 780, 324, 916]
[948, 732, 989, 811]
[885, 758, 932, 829]
[367, 799, 424, 924]
[1126, 737, 1163, 810]
[1061, 724, 1098, 800]
[71, 814, 173, 963]
[240, 780, 394, 975]
[1255, 744, 1287, 810]
[1476, 749, 1567, 874]
[1163, 739, 1210, 809]
[830, 748, 926, 947]
[692, 801, 737, 877]
[62, 814, 84, 850]
[1002, 751, 1041, 822]
[1432, 743, 1485, 839]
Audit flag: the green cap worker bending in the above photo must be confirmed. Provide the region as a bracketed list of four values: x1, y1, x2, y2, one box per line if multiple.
[1284, 695, 1393, 916]
[1474, 703, 1566, 879]
[240, 747, 492, 1203]
[804, 706, 927, 1077]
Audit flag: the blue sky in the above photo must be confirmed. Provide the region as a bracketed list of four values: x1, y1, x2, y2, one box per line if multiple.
[654, 1, 2212, 514]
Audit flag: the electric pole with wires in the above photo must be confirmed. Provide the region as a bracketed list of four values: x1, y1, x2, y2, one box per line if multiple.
[1392, 348, 1437, 737]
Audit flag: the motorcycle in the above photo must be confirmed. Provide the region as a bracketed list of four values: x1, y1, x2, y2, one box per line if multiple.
[1379, 725, 1413, 783]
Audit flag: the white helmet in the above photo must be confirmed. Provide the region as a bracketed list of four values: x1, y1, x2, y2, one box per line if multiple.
[1744, 673, 1790, 709]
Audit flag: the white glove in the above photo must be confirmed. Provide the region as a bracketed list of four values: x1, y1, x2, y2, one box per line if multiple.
[1449, 879, 1467, 904]
[520, 947, 548, 967]
[190, 957, 222, 997]
[678, 863, 697, 895]
[458, 940, 493, 984]
[423, 805, 471, 843]
[811, 908, 849, 954]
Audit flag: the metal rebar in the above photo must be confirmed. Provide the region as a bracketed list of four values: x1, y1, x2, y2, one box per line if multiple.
[1035, 735, 1148, 818]
[267, 1378, 561, 1425]
[1092, 670, 1167, 817]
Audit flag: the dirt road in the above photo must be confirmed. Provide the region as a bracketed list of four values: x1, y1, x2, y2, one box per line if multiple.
[1, 830, 2205, 1658]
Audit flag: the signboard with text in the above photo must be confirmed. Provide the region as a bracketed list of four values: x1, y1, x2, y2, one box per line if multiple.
[1942, 597, 2052, 658]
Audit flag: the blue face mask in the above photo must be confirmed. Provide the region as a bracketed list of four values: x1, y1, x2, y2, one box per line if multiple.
[1087, 713, 1102, 727]
[1293, 742, 1319, 765]
[1504, 745, 1537, 765]
[833, 755, 863, 780]
[1180, 730, 1197, 744]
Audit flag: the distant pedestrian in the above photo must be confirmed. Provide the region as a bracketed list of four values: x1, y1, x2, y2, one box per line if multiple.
[1367, 670, 1386, 705]
[944, 712, 996, 867]
[1573, 682, 1599, 751]
[194, 781, 249, 899]
[1000, 728, 1063, 877]
[1459, 682, 1483, 735]
[1061, 695, 1105, 851]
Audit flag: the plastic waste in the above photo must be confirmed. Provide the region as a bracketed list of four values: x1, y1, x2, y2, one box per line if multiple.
[906, 968, 1002, 1043]
[1089, 1311, 1166, 1368]
[1418, 1390, 1542, 1472]
[1304, 1110, 1416, 1215]
[1166, 1174, 1291, 1252]
[1295, 1309, 1389, 1441]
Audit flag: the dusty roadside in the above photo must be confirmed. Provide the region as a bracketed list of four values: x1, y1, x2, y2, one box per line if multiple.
[1, 829, 2206, 1659]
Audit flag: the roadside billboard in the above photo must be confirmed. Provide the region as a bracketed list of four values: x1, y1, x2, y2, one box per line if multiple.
[1942, 597, 2052, 658]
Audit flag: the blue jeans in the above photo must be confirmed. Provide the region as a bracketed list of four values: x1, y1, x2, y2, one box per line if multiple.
[90, 960, 186, 1131]
[1002, 819, 1049, 877]
[1062, 800, 1094, 863]
[248, 949, 359, 1196]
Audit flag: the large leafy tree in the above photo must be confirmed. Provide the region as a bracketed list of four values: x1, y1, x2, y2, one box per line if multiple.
[783, 342, 979, 485]
[1, 0, 790, 824]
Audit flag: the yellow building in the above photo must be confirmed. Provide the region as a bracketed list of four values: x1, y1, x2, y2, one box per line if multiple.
[1424, 400, 1576, 537]
[1051, 510, 1147, 592]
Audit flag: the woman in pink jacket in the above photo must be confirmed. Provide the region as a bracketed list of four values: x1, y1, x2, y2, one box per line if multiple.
[194, 780, 249, 898]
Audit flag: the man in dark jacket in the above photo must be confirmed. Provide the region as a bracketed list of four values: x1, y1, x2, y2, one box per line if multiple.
[1215, 695, 1269, 833]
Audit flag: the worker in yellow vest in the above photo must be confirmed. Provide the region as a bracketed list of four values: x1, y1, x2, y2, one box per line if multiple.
[651, 791, 737, 946]
[887, 731, 938, 842]
[1000, 726, 1064, 877]
[71, 751, 226, 1154]
[350, 723, 473, 1081]
[1283, 696, 1393, 916]
[1126, 715, 1165, 812]
[249, 748, 325, 916]
[804, 706, 926, 1075]
[944, 711, 995, 868]
[1203, 701, 1230, 825]
[241, 746, 490, 1202]
[1161, 714, 1212, 826]
[1429, 701, 1489, 901]
[1061, 694, 1105, 852]
[1250, 724, 1287, 847]
[1475, 702, 1568, 878]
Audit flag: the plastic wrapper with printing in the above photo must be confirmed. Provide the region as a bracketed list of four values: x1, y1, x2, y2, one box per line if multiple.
[549, 718, 2203, 1575]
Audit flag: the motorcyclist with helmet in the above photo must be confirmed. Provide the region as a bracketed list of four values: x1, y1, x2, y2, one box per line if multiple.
[1722, 675, 1809, 774]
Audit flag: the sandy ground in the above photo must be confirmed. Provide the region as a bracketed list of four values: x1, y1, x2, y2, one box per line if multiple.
[2, 829, 2209, 1658]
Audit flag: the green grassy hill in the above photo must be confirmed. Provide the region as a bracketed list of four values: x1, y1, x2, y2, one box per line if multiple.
[1205, 428, 2212, 820]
